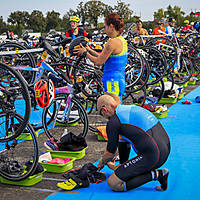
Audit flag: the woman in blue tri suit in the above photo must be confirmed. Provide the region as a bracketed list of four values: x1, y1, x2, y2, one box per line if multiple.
[75, 13, 128, 103]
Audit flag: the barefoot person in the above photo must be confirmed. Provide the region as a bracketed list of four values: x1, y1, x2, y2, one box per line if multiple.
[97, 94, 170, 192]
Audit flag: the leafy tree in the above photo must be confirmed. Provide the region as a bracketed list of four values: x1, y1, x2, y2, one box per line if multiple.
[27, 10, 46, 32]
[102, 4, 113, 17]
[0, 16, 7, 34]
[7, 11, 29, 34]
[46, 10, 61, 32]
[84, 0, 106, 27]
[113, 0, 133, 23]
[153, 8, 166, 20]
[76, 1, 87, 25]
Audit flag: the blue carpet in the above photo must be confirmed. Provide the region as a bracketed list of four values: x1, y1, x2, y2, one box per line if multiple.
[36, 86, 200, 199]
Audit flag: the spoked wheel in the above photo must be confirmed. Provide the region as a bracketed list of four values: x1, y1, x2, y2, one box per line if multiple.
[140, 45, 167, 85]
[171, 57, 194, 84]
[146, 36, 178, 70]
[0, 63, 31, 142]
[0, 113, 38, 181]
[146, 71, 165, 103]
[42, 95, 88, 141]
[0, 42, 36, 84]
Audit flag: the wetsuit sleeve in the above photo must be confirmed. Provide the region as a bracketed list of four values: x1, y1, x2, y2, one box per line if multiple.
[106, 114, 121, 154]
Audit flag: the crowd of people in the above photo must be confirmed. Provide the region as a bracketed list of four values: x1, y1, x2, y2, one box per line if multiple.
[132, 18, 200, 36]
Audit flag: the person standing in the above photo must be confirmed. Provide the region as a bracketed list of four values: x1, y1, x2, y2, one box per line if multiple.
[66, 16, 87, 40]
[75, 13, 128, 102]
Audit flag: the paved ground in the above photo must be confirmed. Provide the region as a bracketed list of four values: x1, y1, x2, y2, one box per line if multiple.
[0, 82, 199, 200]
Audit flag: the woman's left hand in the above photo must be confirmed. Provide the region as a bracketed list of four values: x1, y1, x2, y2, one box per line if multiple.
[73, 43, 87, 55]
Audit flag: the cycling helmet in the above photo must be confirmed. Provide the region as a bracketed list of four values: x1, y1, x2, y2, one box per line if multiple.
[184, 20, 189, 24]
[69, 36, 89, 56]
[169, 17, 175, 23]
[157, 20, 164, 24]
[34, 79, 55, 108]
[70, 16, 80, 23]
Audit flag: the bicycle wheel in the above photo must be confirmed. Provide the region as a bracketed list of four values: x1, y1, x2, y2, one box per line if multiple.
[0, 63, 31, 142]
[0, 113, 38, 181]
[171, 57, 194, 84]
[125, 45, 146, 88]
[146, 36, 177, 70]
[146, 71, 165, 103]
[43, 95, 88, 140]
[140, 46, 167, 85]
[0, 42, 36, 84]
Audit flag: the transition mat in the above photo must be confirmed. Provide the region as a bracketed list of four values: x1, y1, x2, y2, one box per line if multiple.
[35, 86, 200, 199]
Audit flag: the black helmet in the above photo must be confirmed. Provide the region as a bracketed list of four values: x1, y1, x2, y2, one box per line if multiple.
[69, 36, 89, 56]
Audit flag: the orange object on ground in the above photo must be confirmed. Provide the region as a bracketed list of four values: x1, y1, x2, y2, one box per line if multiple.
[96, 126, 108, 141]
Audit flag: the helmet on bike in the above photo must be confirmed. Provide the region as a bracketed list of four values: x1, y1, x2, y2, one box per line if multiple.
[69, 36, 89, 56]
[70, 16, 80, 23]
[184, 20, 189, 24]
[34, 79, 55, 108]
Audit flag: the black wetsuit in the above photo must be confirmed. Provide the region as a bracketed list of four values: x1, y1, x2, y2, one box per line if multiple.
[106, 104, 170, 182]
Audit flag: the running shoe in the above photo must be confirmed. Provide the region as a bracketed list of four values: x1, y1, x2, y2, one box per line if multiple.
[57, 178, 89, 190]
[44, 138, 59, 151]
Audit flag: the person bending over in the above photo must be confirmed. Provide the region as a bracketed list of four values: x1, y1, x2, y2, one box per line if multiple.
[97, 94, 170, 192]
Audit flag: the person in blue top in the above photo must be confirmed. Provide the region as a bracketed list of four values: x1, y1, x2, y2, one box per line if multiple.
[75, 13, 128, 103]
[165, 17, 175, 36]
[193, 21, 200, 32]
[97, 94, 170, 192]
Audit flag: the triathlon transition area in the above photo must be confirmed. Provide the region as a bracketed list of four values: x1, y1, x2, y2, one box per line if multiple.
[42, 85, 200, 200]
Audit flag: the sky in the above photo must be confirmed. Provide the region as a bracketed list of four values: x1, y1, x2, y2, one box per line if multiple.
[0, 0, 199, 22]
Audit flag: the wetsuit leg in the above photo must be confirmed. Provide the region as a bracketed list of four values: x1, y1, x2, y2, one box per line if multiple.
[118, 142, 131, 164]
[124, 171, 152, 191]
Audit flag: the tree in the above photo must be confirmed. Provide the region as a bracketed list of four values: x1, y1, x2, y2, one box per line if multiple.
[0, 16, 7, 34]
[76, 1, 87, 25]
[84, 0, 106, 27]
[7, 11, 29, 34]
[153, 8, 166, 20]
[154, 5, 186, 27]
[46, 10, 61, 32]
[113, 1, 133, 23]
[27, 10, 46, 32]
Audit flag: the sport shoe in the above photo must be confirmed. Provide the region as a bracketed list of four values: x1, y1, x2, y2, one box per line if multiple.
[57, 177, 89, 191]
[44, 138, 59, 151]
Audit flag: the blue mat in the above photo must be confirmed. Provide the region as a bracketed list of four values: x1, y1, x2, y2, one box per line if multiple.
[45, 86, 200, 200]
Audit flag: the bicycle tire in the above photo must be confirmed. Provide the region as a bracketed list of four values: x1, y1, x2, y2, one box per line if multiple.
[0, 42, 36, 84]
[0, 113, 38, 181]
[0, 63, 31, 142]
[43, 96, 88, 140]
